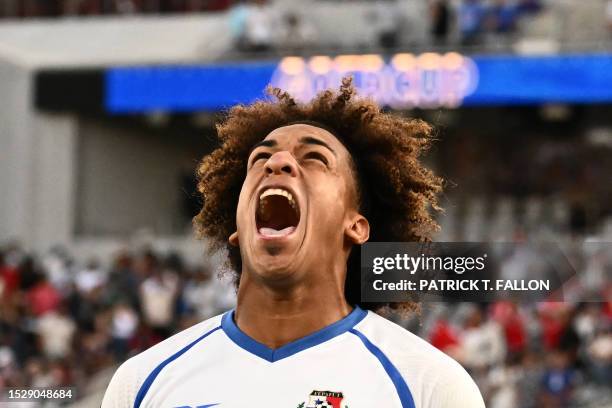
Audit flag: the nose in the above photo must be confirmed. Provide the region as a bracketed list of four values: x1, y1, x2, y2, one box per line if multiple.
[264, 151, 298, 177]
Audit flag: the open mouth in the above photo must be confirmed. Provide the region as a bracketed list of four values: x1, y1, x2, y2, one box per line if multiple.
[256, 188, 300, 238]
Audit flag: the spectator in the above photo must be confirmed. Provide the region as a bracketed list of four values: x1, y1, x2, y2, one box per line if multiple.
[430, 0, 451, 46]
[460, 306, 506, 371]
[539, 302, 572, 350]
[229, 0, 250, 48]
[75, 259, 107, 296]
[139, 267, 179, 337]
[516, 0, 542, 15]
[373, 0, 400, 50]
[491, 301, 527, 356]
[516, 352, 545, 408]
[183, 266, 218, 319]
[25, 358, 56, 388]
[18, 255, 39, 291]
[458, 0, 486, 46]
[105, 251, 139, 309]
[487, 355, 521, 408]
[27, 274, 61, 317]
[36, 304, 76, 359]
[429, 315, 462, 359]
[586, 328, 612, 385]
[242, 0, 276, 53]
[574, 303, 600, 343]
[488, 0, 519, 34]
[0, 250, 20, 300]
[41, 246, 72, 293]
[110, 302, 139, 360]
[540, 350, 577, 407]
[278, 13, 317, 54]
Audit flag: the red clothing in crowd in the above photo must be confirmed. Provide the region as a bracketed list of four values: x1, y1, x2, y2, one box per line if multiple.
[429, 319, 460, 351]
[538, 302, 567, 350]
[0, 265, 20, 297]
[492, 301, 527, 353]
[27, 281, 61, 316]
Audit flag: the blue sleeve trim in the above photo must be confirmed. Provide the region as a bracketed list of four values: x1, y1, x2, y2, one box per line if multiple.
[221, 306, 368, 363]
[349, 328, 416, 408]
[133, 326, 221, 408]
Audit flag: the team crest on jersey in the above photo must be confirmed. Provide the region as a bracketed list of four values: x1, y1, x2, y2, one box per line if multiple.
[297, 390, 347, 408]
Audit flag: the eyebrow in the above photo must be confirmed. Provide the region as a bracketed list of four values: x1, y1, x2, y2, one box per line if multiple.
[299, 136, 337, 156]
[250, 136, 337, 156]
[250, 139, 277, 153]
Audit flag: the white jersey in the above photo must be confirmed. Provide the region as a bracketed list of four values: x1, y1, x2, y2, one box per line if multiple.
[101, 307, 484, 408]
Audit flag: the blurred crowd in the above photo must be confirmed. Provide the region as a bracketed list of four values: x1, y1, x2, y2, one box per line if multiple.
[402, 234, 612, 407]
[406, 299, 612, 408]
[1, 238, 611, 407]
[8, 0, 612, 54]
[0, 242, 235, 402]
[0, 0, 236, 17]
[228, 0, 547, 55]
[435, 0, 543, 46]
[0, 0, 547, 51]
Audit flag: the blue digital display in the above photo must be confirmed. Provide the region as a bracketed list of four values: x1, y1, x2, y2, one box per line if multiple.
[464, 53, 612, 105]
[105, 53, 612, 113]
[106, 62, 276, 112]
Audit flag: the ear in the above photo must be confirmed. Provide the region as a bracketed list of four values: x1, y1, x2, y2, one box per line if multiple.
[229, 231, 240, 247]
[345, 213, 370, 245]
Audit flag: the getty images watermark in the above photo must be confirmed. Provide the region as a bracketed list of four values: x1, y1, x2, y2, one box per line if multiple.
[361, 242, 608, 303]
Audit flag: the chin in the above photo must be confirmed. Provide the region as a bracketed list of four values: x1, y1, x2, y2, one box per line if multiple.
[248, 256, 305, 287]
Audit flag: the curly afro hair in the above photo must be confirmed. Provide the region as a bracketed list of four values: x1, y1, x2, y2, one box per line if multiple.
[194, 77, 443, 312]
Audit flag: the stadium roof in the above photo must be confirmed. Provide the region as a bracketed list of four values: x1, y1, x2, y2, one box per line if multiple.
[0, 14, 232, 69]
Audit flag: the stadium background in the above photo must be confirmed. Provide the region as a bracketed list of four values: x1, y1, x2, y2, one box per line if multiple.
[0, 0, 611, 406]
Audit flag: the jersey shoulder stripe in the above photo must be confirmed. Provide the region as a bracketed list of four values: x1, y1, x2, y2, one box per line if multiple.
[355, 311, 486, 408]
[101, 313, 224, 408]
[133, 325, 221, 408]
[349, 328, 416, 408]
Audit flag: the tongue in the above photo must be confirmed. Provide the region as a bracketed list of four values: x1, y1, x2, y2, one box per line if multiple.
[259, 226, 296, 237]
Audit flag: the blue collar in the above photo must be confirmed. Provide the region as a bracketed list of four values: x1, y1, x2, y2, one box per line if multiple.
[221, 306, 368, 363]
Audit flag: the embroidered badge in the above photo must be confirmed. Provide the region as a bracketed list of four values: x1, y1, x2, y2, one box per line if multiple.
[297, 390, 346, 408]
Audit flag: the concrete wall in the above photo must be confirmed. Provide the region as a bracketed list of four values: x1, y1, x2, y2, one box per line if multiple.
[0, 61, 36, 245]
[31, 113, 78, 247]
[0, 59, 77, 251]
[74, 118, 204, 237]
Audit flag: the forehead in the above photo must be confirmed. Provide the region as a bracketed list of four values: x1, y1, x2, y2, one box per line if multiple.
[263, 124, 350, 157]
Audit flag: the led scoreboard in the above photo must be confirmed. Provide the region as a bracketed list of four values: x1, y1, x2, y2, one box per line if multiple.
[270, 53, 479, 109]
[95, 52, 612, 113]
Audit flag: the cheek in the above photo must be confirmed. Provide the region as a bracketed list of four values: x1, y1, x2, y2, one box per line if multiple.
[236, 175, 257, 227]
[309, 175, 348, 220]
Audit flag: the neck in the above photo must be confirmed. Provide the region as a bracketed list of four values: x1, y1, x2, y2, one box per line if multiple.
[234, 266, 352, 349]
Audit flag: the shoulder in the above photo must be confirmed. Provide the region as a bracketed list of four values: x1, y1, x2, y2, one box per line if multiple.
[101, 313, 224, 408]
[122, 313, 222, 371]
[354, 311, 485, 408]
[354, 311, 462, 368]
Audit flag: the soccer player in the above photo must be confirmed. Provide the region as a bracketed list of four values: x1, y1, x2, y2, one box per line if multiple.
[101, 78, 485, 408]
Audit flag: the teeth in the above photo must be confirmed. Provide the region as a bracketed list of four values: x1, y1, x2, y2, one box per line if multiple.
[259, 188, 298, 212]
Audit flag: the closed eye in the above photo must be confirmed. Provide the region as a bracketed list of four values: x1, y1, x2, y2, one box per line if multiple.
[303, 151, 329, 165]
[250, 151, 271, 166]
